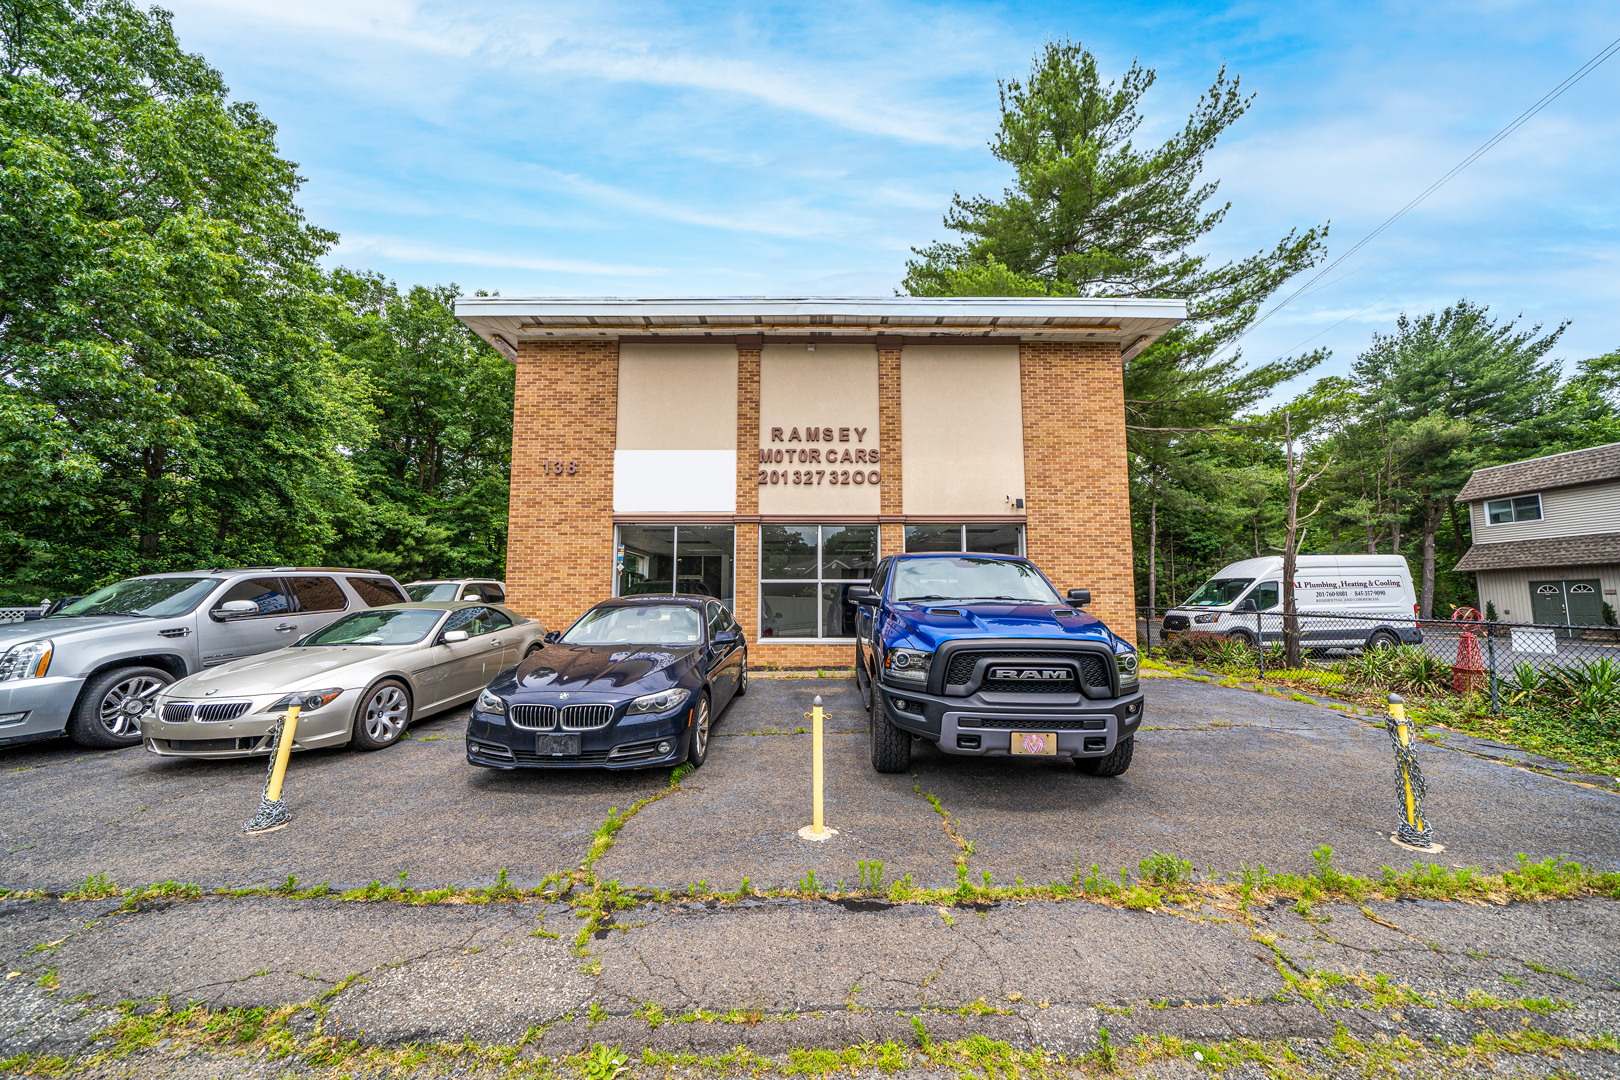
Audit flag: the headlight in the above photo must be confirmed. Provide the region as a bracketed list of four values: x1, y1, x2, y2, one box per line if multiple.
[884, 647, 933, 684]
[628, 687, 690, 715]
[268, 688, 342, 712]
[1193, 613, 1221, 624]
[0, 640, 51, 682]
[476, 688, 507, 715]
[1117, 652, 1139, 686]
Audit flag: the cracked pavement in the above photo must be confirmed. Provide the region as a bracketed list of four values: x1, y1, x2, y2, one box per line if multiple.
[3, 674, 1620, 1075]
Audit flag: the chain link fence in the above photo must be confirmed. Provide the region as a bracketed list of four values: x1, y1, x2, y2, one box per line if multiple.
[1136, 606, 1620, 716]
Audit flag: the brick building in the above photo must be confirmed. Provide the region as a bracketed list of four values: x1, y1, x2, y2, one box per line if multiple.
[454, 298, 1187, 667]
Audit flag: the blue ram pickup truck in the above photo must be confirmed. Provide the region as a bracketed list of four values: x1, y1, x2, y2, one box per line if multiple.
[850, 552, 1143, 775]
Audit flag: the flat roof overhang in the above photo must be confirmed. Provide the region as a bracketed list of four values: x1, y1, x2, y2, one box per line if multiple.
[453, 296, 1189, 363]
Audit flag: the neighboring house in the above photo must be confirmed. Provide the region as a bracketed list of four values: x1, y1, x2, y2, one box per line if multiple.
[1454, 443, 1620, 627]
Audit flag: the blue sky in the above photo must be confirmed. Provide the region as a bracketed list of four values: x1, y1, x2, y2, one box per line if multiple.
[163, 0, 1620, 398]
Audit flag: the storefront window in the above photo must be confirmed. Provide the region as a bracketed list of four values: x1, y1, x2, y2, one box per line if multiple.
[761, 524, 878, 638]
[904, 524, 1023, 556]
[616, 525, 735, 608]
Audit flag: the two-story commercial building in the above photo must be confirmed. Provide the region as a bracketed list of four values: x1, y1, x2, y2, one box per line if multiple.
[1455, 442, 1620, 626]
[454, 297, 1187, 666]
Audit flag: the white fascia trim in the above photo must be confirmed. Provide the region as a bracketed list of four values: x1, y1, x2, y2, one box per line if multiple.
[453, 296, 1189, 322]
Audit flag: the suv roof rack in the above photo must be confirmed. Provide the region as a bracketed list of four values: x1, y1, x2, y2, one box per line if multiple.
[270, 566, 382, 574]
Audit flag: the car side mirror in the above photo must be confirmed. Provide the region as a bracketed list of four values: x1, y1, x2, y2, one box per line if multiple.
[848, 585, 879, 606]
[441, 629, 469, 643]
[543, 630, 563, 644]
[462, 593, 480, 601]
[714, 630, 740, 645]
[1236, 598, 1257, 613]
[212, 599, 259, 621]
[1067, 589, 1090, 607]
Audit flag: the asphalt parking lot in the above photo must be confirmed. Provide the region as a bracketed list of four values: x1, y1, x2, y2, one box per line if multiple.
[5, 675, 1620, 1076]
[4, 674, 1619, 892]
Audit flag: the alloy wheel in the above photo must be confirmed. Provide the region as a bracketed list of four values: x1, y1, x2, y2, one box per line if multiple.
[364, 685, 409, 742]
[98, 675, 166, 738]
[693, 695, 711, 758]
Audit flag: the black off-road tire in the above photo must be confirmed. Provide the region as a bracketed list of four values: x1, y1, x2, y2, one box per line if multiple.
[869, 683, 910, 773]
[1226, 629, 1257, 649]
[1077, 735, 1134, 778]
[69, 666, 173, 748]
[1366, 630, 1401, 651]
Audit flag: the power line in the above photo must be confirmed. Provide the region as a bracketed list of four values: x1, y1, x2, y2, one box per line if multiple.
[1222, 33, 1620, 359]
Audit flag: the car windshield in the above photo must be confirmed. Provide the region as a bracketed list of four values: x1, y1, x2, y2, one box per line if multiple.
[1183, 577, 1255, 607]
[563, 604, 704, 645]
[53, 577, 218, 618]
[891, 558, 1062, 604]
[302, 609, 443, 646]
[405, 583, 461, 602]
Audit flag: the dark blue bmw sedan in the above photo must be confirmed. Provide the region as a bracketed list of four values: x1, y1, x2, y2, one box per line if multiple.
[466, 596, 746, 770]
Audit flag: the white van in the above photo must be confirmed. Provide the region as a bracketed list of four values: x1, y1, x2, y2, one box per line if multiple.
[1161, 554, 1421, 651]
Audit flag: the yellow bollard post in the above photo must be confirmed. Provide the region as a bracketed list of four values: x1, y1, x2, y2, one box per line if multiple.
[798, 695, 838, 842]
[1385, 693, 1437, 850]
[244, 701, 302, 834]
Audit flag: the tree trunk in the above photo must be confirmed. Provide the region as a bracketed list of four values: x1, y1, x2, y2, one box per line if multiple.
[138, 447, 167, 559]
[1168, 535, 1175, 606]
[1281, 414, 1302, 670]
[1419, 496, 1442, 620]
[1147, 497, 1157, 618]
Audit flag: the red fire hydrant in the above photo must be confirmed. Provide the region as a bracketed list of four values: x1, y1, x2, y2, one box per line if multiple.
[1451, 607, 1486, 693]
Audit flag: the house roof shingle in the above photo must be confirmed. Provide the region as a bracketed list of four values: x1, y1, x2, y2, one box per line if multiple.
[1456, 442, 1620, 503]
[1454, 531, 1620, 572]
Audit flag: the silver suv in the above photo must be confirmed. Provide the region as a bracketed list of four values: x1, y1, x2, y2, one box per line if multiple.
[0, 568, 409, 749]
[403, 579, 506, 604]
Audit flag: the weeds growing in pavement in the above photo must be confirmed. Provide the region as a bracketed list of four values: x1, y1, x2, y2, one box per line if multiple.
[60, 873, 119, 901]
[857, 859, 884, 894]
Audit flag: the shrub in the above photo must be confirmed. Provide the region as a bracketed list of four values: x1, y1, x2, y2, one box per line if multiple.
[1161, 631, 1255, 669]
[1393, 648, 1448, 695]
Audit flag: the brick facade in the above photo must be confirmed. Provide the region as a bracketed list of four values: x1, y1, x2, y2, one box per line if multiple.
[506, 340, 617, 632]
[501, 335, 1137, 666]
[1018, 340, 1135, 633]
[878, 349, 903, 516]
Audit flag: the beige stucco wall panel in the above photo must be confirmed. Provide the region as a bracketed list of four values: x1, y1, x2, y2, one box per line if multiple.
[758, 344, 880, 516]
[616, 344, 738, 450]
[901, 345, 1025, 515]
[615, 344, 738, 513]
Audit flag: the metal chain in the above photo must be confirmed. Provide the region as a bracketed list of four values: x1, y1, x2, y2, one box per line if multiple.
[1383, 717, 1433, 848]
[241, 713, 291, 833]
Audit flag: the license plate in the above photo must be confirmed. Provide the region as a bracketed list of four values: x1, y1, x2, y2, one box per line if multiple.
[1010, 732, 1057, 755]
[536, 733, 581, 756]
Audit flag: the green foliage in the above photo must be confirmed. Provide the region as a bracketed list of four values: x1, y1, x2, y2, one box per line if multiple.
[1138, 851, 1192, 889]
[0, 4, 508, 601]
[61, 873, 118, 901]
[0, 0, 361, 600]
[901, 38, 1327, 479]
[579, 1043, 628, 1080]
[1161, 630, 1255, 668]
[323, 273, 512, 582]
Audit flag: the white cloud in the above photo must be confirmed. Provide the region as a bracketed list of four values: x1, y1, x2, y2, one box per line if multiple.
[334, 235, 667, 276]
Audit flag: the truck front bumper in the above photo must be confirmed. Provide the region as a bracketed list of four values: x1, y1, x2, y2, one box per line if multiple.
[877, 680, 1144, 758]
